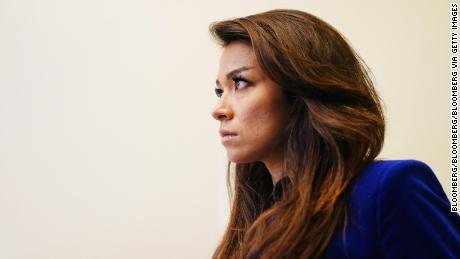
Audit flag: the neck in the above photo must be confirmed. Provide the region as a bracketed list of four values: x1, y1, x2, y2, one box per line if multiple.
[263, 158, 283, 186]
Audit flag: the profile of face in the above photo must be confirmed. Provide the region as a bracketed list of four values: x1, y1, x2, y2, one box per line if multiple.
[211, 41, 290, 165]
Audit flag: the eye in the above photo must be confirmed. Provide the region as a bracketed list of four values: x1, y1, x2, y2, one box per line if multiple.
[232, 76, 250, 90]
[214, 76, 250, 98]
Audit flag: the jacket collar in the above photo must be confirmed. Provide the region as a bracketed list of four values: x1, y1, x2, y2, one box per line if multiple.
[270, 176, 290, 203]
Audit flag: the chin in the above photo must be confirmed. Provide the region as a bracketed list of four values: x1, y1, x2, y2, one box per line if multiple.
[226, 150, 258, 164]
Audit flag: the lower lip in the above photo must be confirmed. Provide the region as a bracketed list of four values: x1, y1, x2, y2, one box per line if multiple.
[221, 134, 237, 143]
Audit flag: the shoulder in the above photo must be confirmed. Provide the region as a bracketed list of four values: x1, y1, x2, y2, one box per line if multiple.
[347, 159, 443, 211]
[356, 159, 437, 187]
[349, 159, 445, 204]
[349, 159, 454, 228]
[355, 158, 453, 215]
[370, 159, 446, 208]
[348, 159, 460, 258]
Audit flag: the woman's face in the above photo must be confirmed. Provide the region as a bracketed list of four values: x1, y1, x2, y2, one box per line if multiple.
[211, 41, 290, 164]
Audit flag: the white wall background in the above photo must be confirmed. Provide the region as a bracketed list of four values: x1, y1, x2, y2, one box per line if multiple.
[0, 0, 451, 258]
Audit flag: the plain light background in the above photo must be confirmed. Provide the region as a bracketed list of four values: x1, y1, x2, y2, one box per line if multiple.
[0, 0, 451, 258]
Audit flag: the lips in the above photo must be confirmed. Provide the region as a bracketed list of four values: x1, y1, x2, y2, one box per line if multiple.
[219, 129, 237, 137]
[220, 129, 238, 144]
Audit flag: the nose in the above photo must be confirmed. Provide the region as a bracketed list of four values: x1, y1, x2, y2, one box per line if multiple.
[211, 97, 233, 121]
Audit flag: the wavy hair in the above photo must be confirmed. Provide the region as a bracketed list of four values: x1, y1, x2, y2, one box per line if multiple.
[209, 9, 385, 259]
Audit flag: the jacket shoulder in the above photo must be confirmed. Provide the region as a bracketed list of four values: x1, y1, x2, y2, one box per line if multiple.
[350, 159, 460, 258]
[350, 159, 441, 199]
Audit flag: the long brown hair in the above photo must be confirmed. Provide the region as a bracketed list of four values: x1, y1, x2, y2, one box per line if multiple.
[209, 9, 385, 259]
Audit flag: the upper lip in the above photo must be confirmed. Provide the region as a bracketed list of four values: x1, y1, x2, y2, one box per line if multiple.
[220, 129, 237, 137]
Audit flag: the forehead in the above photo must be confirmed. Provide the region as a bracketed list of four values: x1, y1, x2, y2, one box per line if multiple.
[218, 41, 256, 71]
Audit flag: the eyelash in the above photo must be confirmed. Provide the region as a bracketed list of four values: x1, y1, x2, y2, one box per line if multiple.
[214, 76, 250, 98]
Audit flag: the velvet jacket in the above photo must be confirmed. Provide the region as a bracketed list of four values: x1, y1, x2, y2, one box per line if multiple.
[268, 159, 460, 258]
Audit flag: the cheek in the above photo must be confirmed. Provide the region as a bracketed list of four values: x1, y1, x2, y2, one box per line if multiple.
[239, 104, 284, 150]
[223, 105, 268, 162]
[224, 92, 289, 163]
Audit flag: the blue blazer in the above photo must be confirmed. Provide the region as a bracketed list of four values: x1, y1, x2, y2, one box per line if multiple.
[323, 159, 460, 259]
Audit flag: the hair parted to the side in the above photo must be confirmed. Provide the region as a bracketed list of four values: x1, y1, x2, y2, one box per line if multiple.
[209, 9, 385, 259]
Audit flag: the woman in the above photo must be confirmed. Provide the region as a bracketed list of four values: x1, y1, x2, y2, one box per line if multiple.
[209, 9, 460, 259]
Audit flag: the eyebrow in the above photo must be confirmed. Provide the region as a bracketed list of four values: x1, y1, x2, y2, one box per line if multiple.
[215, 66, 255, 87]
